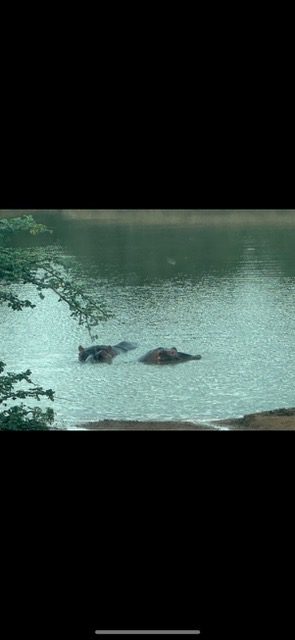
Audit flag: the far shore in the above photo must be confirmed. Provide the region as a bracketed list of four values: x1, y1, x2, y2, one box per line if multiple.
[1, 209, 295, 227]
[75, 407, 295, 430]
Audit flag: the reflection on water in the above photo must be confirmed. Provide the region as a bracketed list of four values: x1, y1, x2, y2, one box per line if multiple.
[1, 211, 295, 427]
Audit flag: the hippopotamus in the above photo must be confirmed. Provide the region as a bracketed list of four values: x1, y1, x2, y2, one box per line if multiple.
[78, 341, 138, 363]
[139, 347, 202, 365]
[86, 348, 114, 364]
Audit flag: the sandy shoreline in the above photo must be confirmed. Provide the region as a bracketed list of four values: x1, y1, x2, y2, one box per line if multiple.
[75, 408, 295, 430]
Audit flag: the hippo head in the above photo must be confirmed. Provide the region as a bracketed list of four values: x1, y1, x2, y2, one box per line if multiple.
[158, 347, 202, 364]
[93, 348, 113, 364]
[158, 347, 179, 363]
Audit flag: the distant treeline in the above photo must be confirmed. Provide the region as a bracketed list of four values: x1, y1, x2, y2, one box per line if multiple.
[85, 210, 293, 224]
[1, 209, 295, 229]
[1, 210, 294, 217]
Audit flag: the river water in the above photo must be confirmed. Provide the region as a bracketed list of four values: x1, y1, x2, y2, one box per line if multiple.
[2, 211, 295, 428]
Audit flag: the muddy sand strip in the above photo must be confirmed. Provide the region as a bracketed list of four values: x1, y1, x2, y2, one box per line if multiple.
[74, 420, 212, 431]
[213, 407, 295, 430]
[76, 408, 295, 430]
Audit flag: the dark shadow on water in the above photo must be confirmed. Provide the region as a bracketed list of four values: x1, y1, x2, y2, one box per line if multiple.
[6, 210, 295, 284]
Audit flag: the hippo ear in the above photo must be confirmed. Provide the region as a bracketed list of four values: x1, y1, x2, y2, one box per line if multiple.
[78, 345, 84, 352]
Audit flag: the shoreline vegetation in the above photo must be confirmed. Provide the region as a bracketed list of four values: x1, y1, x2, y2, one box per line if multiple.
[76, 408, 295, 430]
[1, 209, 295, 226]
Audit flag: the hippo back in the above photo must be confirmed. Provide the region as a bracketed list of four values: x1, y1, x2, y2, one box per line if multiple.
[79, 341, 138, 362]
[113, 341, 138, 353]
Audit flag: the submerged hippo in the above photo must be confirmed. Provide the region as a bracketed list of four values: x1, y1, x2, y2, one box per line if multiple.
[139, 347, 202, 365]
[86, 348, 114, 364]
[78, 341, 138, 364]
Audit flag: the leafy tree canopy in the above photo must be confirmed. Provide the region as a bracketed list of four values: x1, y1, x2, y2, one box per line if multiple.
[0, 215, 112, 430]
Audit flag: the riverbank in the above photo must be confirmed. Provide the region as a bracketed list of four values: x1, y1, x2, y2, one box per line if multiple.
[215, 407, 295, 430]
[76, 407, 295, 430]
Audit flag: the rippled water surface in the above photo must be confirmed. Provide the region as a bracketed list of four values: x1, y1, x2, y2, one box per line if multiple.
[2, 211, 295, 427]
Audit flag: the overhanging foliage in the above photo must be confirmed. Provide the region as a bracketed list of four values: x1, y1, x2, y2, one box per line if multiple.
[0, 215, 112, 429]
